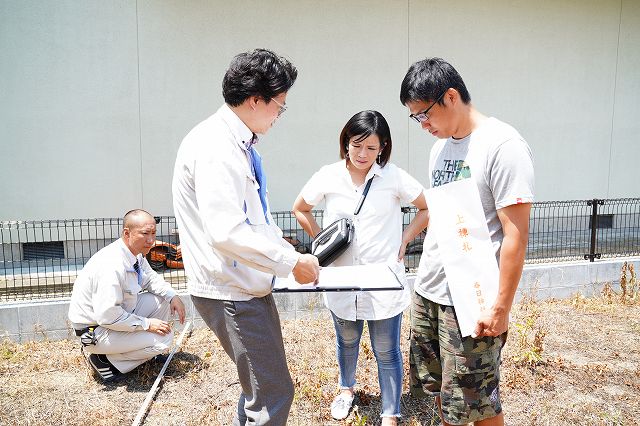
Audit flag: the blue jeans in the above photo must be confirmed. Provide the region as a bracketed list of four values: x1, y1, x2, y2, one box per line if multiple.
[331, 311, 403, 418]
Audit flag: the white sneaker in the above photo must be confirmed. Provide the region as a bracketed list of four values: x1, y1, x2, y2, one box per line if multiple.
[330, 393, 354, 420]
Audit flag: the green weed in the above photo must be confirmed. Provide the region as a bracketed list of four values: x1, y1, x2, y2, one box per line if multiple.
[0, 339, 24, 362]
[597, 409, 624, 426]
[511, 292, 546, 366]
[348, 405, 367, 426]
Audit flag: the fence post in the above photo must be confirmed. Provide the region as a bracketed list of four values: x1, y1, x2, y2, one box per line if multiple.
[585, 199, 603, 262]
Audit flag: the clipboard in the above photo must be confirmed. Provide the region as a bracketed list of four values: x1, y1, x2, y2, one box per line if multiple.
[272, 263, 404, 292]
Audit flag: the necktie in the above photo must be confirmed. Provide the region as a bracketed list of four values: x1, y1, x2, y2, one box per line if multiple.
[247, 135, 270, 224]
[133, 260, 142, 285]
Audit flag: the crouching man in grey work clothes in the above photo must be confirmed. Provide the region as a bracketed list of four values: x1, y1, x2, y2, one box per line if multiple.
[172, 49, 320, 426]
[68, 209, 186, 382]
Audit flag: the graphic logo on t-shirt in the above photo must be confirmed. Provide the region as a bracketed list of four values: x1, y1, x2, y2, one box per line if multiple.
[432, 160, 471, 187]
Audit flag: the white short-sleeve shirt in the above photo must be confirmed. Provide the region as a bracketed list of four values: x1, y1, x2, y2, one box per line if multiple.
[300, 160, 425, 321]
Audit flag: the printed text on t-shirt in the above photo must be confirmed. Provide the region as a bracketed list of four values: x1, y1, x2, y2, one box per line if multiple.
[432, 159, 471, 187]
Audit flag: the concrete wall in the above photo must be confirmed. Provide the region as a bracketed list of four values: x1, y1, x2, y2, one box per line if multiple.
[0, 287, 329, 343]
[1, 1, 639, 221]
[1, 2, 141, 220]
[2, 257, 638, 343]
[406, 0, 640, 201]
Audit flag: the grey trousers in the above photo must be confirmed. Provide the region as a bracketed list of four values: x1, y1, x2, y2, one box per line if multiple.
[191, 294, 294, 426]
[86, 292, 173, 373]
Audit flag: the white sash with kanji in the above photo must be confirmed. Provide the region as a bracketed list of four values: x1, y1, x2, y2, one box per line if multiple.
[424, 178, 499, 337]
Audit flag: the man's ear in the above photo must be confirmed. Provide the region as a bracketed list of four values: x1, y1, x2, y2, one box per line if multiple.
[249, 96, 260, 110]
[446, 88, 460, 105]
[122, 227, 130, 239]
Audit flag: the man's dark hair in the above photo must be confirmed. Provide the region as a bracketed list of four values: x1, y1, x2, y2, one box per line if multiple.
[339, 110, 392, 167]
[400, 57, 471, 106]
[222, 49, 298, 106]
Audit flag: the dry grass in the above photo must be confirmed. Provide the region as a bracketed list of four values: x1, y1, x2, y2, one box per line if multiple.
[1, 290, 639, 426]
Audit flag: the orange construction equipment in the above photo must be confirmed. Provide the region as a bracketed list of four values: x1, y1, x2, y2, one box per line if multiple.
[146, 241, 183, 271]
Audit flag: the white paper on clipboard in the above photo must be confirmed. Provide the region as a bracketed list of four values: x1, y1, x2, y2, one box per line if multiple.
[273, 263, 404, 292]
[424, 178, 499, 337]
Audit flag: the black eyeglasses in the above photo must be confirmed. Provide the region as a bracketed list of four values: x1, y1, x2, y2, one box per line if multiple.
[409, 90, 447, 123]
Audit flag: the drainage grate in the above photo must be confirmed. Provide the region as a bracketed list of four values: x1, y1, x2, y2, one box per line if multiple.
[23, 241, 65, 260]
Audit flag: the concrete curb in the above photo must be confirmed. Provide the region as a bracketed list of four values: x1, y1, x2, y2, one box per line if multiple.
[1, 257, 638, 343]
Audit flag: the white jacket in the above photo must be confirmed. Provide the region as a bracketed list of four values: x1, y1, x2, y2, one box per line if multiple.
[172, 104, 300, 301]
[68, 238, 176, 331]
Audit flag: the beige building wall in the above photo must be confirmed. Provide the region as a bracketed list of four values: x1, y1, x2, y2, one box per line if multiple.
[1, 0, 639, 221]
[406, 0, 640, 201]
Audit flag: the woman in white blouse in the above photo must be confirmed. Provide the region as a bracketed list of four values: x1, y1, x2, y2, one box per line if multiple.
[292, 110, 429, 425]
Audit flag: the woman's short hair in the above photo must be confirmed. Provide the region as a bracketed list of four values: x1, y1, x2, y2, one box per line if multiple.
[222, 49, 298, 106]
[339, 110, 392, 167]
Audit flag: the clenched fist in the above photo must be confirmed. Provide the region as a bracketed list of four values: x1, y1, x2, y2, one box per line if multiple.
[292, 254, 320, 284]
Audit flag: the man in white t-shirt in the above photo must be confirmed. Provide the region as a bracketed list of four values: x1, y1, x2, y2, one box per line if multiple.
[400, 58, 534, 426]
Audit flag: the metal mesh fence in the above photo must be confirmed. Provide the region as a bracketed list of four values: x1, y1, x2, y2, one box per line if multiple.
[526, 198, 640, 263]
[527, 200, 593, 263]
[593, 199, 640, 260]
[1, 198, 639, 302]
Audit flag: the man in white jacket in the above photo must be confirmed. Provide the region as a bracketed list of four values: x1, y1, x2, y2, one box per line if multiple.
[172, 49, 319, 426]
[68, 209, 186, 382]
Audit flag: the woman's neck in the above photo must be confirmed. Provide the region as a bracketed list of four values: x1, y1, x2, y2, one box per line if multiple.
[346, 161, 369, 186]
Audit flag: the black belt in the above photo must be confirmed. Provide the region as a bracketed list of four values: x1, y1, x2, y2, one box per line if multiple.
[75, 326, 98, 337]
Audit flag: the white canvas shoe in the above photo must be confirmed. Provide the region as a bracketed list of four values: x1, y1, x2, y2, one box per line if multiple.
[330, 393, 354, 420]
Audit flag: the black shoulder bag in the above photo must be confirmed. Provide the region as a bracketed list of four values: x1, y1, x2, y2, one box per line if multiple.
[311, 176, 374, 267]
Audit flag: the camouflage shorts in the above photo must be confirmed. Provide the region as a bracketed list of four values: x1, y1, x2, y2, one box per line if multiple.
[409, 292, 507, 425]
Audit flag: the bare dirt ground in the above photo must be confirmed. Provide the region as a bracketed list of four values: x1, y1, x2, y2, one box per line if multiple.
[1, 293, 639, 426]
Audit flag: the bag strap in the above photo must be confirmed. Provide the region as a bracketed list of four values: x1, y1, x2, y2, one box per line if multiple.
[353, 176, 375, 215]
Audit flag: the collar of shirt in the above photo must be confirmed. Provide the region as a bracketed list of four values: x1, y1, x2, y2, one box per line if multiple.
[367, 161, 385, 180]
[344, 160, 386, 184]
[117, 238, 140, 272]
[218, 103, 255, 151]
[243, 134, 259, 150]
